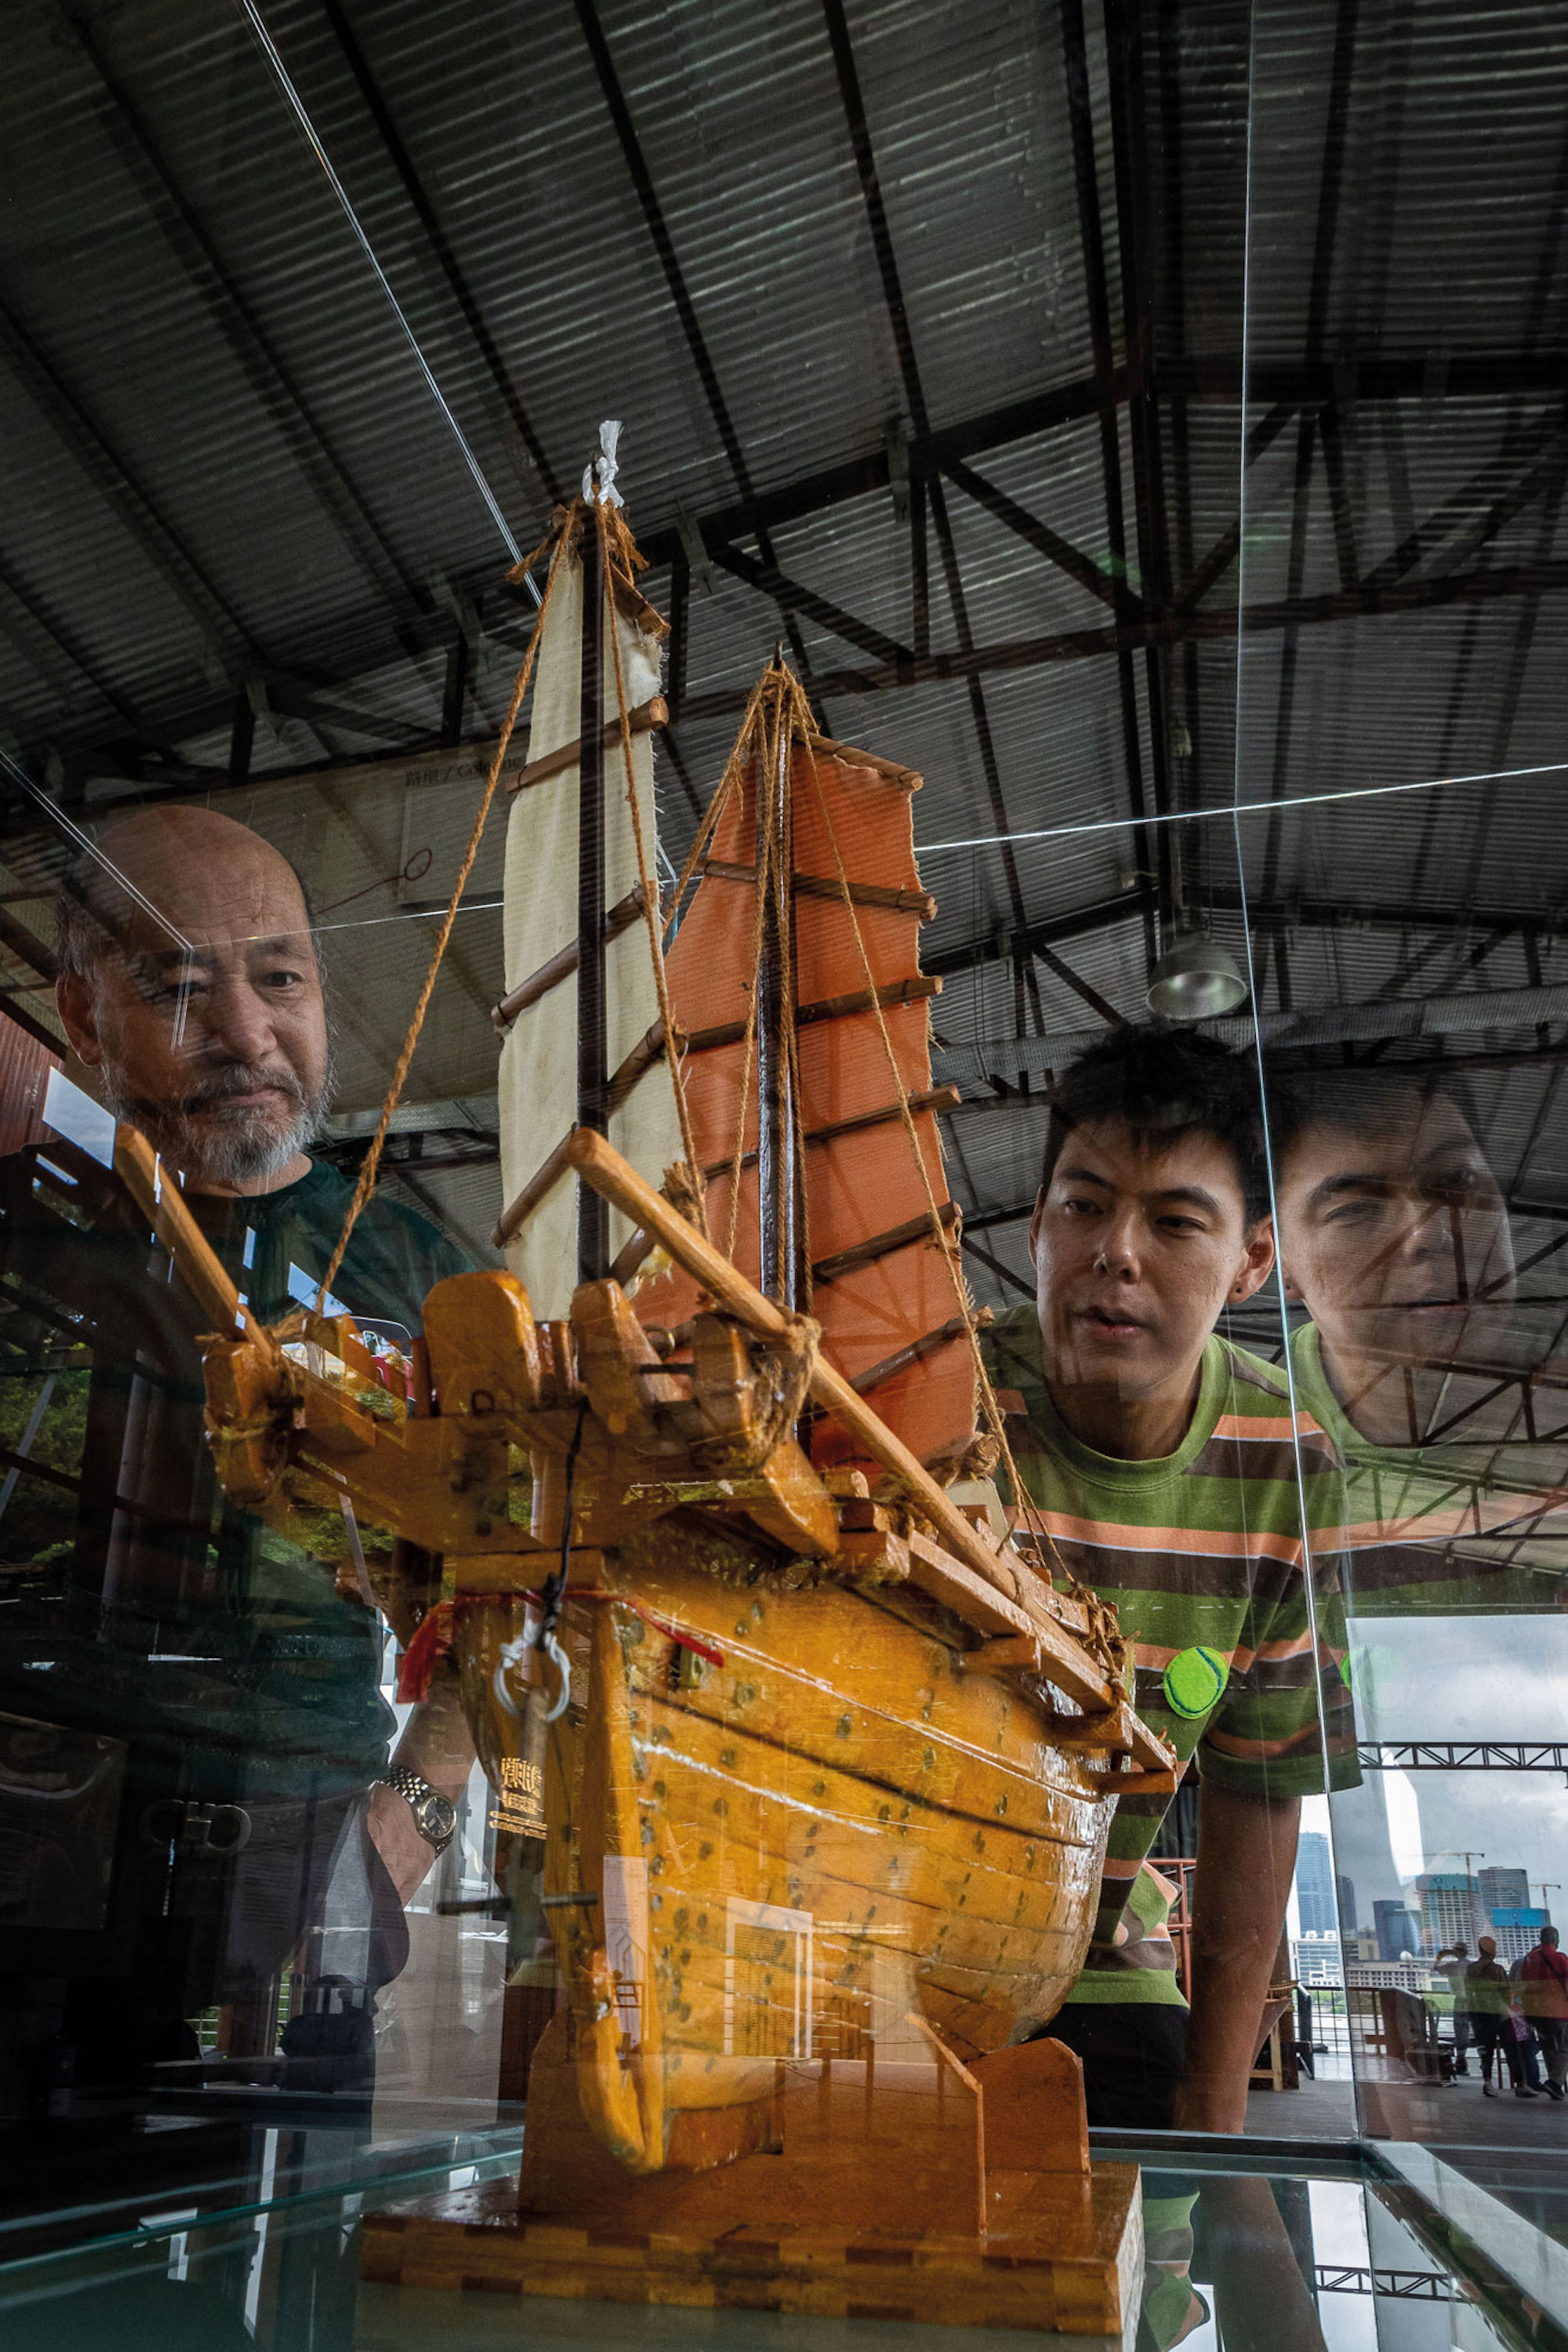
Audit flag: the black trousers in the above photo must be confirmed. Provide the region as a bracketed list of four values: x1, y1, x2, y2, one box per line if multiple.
[1034, 2002, 1190, 2130]
[1470, 2012, 1523, 2086]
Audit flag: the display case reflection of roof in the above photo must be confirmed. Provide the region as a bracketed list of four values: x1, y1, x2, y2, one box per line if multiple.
[0, 0, 1564, 1287]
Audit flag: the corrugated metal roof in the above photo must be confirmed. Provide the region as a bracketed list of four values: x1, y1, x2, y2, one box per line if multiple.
[0, 0, 1564, 1322]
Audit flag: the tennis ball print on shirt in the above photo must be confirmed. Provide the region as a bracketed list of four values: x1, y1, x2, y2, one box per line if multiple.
[1162, 1645, 1230, 1721]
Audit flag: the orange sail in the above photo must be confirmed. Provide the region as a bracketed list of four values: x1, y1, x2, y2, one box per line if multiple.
[635, 695, 978, 1475]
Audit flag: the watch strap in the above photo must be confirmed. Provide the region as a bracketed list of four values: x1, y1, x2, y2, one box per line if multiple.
[379, 1765, 456, 1855]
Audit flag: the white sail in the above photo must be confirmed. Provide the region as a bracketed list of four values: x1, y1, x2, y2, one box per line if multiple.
[495, 518, 681, 1317]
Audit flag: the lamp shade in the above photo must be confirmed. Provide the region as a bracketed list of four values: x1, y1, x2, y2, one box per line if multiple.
[1145, 935, 1248, 1021]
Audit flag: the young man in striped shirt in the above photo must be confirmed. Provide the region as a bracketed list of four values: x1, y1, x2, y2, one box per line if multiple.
[986, 1026, 1356, 2131]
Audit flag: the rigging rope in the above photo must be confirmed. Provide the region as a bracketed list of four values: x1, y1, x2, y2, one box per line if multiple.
[796, 688, 1127, 1686]
[314, 491, 709, 1303]
[314, 516, 574, 1306]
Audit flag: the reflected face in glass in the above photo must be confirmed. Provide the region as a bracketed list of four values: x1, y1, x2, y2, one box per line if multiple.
[56, 811, 330, 1192]
[1275, 1092, 1515, 1374]
[1029, 1117, 1275, 1412]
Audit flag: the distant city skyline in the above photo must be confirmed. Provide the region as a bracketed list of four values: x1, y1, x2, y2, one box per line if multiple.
[1323, 1615, 1568, 1934]
[1298, 1806, 1559, 1959]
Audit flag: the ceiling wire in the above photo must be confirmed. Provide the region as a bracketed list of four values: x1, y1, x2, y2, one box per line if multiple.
[916, 757, 1568, 857]
[233, 0, 539, 597]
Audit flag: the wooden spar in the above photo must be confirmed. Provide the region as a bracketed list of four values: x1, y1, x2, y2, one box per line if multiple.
[699, 859, 936, 921]
[505, 696, 666, 797]
[567, 1127, 1062, 1632]
[576, 508, 609, 1283]
[562, 1128, 1174, 1752]
[814, 1200, 960, 1286]
[493, 1134, 572, 1248]
[850, 1310, 989, 1396]
[684, 975, 940, 1056]
[111, 1122, 276, 1360]
[806, 730, 922, 791]
[492, 886, 647, 1033]
[696, 1084, 962, 1181]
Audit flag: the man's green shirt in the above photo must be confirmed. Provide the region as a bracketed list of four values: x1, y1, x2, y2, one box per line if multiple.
[0, 1152, 470, 1802]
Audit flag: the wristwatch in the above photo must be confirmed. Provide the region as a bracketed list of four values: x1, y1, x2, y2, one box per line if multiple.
[378, 1766, 456, 1857]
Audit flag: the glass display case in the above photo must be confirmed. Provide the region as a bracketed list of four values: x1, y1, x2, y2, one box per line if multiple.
[1, 0, 1565, 2342]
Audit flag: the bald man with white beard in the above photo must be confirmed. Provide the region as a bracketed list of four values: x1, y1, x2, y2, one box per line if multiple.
[56, 804, 338, 1196]
[0, 807, 477, 2109]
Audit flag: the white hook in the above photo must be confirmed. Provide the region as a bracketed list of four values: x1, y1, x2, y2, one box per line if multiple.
[583, 418, 624, 507]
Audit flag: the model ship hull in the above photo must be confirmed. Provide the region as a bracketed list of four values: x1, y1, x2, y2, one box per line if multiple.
[459, 1519, 1111, 2170]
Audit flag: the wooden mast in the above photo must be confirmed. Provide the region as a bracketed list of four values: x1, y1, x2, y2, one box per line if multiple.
[754, 691, 806, 1306]
[576, 497, 609, 1282]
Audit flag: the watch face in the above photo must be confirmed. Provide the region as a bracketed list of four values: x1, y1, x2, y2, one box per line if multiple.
[416, 1792, 457, 1844]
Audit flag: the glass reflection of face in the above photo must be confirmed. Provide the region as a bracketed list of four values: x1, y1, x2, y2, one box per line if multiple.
[1276, 1091, 1515, 1374]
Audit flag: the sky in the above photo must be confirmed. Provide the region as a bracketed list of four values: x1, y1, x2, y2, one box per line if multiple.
[1305, 1612, 1568, 1930]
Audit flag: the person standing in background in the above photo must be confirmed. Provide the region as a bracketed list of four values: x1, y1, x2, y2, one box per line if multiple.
[1434, 1944, 1474, 2075]
[1519, 1926, 1568, 2099]
[1465, 1938, 1524, 2096]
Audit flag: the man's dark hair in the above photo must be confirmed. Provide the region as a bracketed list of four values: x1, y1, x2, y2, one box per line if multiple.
[1040, 1025, 1270, 1228]
[1265, 1063, 1485, 1161]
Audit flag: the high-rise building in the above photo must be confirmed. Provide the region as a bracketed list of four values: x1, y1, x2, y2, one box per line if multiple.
[1374, 1900, 1422, 1962]
[1297, 1832, 1336, 1935]
[1490, 1907, 1548, 1964]
[1292, 1933, 1344, 1987]
[1480, 1867, 1530, 1914]
[1416, 1872, 1479, 1954]
[1337, 1874, 1359, 1934]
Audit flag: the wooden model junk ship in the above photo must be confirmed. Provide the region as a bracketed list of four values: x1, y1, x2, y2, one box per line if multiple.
[118, 432, 1173, 2328]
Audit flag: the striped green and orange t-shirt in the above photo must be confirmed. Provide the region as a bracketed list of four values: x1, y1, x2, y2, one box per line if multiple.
[985, 1306, 1359, 2006]
[1290, 1321, 1568, 1618]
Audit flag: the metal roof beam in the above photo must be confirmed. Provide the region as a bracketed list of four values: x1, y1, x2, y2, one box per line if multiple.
[263, 674, 427, 746]
[632, 358, 1568, 590]
[937, 455, 1128, 612]
[1062, 0, 1158, 971]
[819, 0, 1042, 1033]
[319, 0, 561, 506]
[927, 890, 1145, 978]
[1184, 354, 1568, 401]
[960, 1232, 1033, 1301]
[963, 1195, 1037, 1236]
[929, 892, 1566, 997]
[704, 541, 910, 668]
[573, 0, 818, 695]
[0, 296, 258, 667]
[0, 543, 162, 744]
[1365, 405, 1568, 592]
[1104, 0, 1178, 930]
[1207, 891, 1562, 940]
[673, 549, 1568, 716]
[63, 5, 423, 616]
[1151, 0, 1208, 819]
